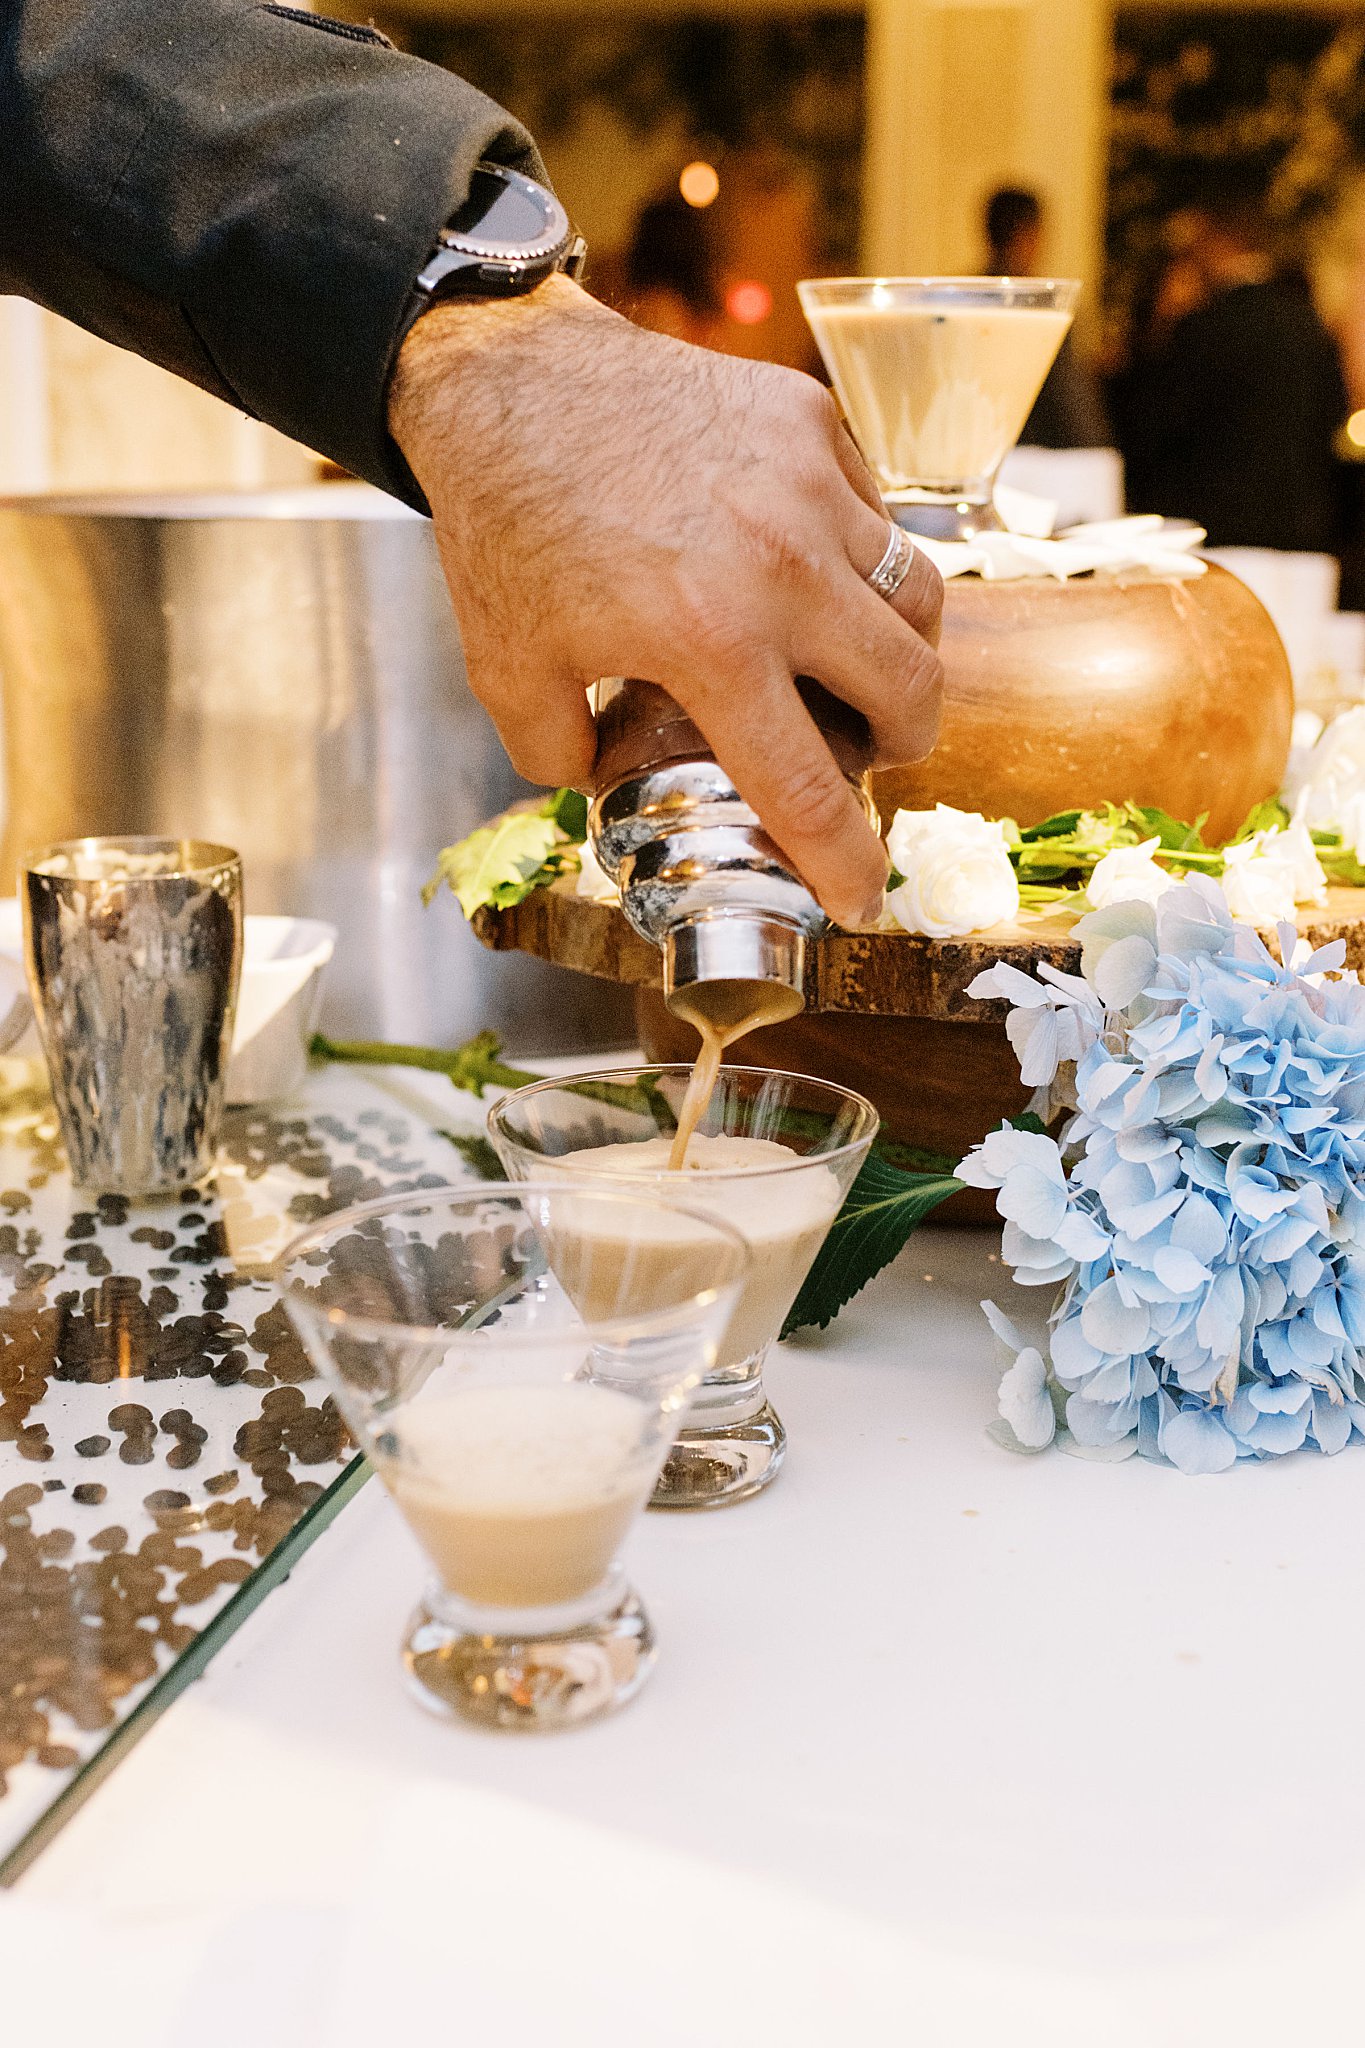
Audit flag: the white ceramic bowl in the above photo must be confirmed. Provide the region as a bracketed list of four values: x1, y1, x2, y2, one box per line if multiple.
[223, 915, 337, 1103]
[0, 903, 336, 1105]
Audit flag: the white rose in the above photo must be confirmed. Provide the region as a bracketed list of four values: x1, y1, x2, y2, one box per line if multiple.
[1085, 837, 1172, 909]
[1220, 835, 1297, 925]
[1277, 820, 1327, 905]
[1291, 708, 1325, 753]
[575, 837, 620, 905]
[885, 805, 1019, 938]
[1333, 791, 1365, 863]
[1286, 704, 1365, 826]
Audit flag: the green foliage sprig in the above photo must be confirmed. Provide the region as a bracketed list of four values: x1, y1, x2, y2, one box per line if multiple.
[309, 1029, 539, 1097]
[1310, 829, 1365, 888]
[1008, 800, 1222, 886]
[423, 788, 588, 919]
[993, 796, 1312, 905]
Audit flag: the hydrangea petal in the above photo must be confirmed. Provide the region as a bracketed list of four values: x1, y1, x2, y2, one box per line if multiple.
[1081, 1276, 1152, 1354]
[981, 1299, 1030, 1353]
[1311, 1390, 1354, 1455]
[1054, 1208, 1111, 1262]
[995, 1164, 1069, 1236]
[1158, 1405, 1239, 1474]
[1151, 1245, 1211, 1295]
[1093, 933, 1159, 1011]
[998, 1347, 1056, 1448]
[1000, 1222, 1076, 1285]
[1066, 1390, 1142, 1445]
[1170, 1193, 1228, 1264]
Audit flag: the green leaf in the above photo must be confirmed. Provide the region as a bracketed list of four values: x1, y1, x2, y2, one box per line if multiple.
[1122, 801, 1209, 852]
[877, 1138, 961, 1175]
[439, 1131, 509, 1179]
[1228, 797, 1289, 844]
[1318, 844, 1365, 886]
[423, 810, 564, 918]
[1010, 799, 1226, 884]
[310, 1029, 539, 1098]
[781, 1151, 962, 1338]
[1017, 809, 1084, 842]
[547, 787, 589, 840]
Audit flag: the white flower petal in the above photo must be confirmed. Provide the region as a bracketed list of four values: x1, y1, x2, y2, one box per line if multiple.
[1086, 839, 1173, 910]
[998, 1346, 1056, 1449]
[885, 806, 1019, 938]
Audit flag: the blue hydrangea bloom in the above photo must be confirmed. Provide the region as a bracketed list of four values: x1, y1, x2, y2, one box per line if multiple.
[960, 876, 1365, 1473]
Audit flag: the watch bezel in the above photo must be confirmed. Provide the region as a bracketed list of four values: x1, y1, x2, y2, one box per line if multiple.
[435, 164, 571, 267]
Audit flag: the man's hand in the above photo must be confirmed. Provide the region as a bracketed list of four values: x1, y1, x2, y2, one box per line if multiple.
[389, 274, 943, 929]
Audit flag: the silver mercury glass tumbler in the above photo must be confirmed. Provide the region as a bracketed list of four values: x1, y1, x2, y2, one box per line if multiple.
[22, 837, 243, 1196]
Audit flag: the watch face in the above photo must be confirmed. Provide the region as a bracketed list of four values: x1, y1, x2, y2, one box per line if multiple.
[447, 166, 564, 258]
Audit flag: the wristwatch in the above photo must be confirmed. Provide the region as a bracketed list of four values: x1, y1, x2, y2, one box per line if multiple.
[410, 162, 586, 309]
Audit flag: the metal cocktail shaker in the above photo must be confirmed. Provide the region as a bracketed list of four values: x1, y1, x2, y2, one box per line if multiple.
[589, 678, 877, 1008]
[23, 837, 243, 1195]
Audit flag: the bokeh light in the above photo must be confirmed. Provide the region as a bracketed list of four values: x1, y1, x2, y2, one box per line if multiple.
[1348, 409, 1365, 450]
[726, 280, 773, 326]
[679, 161, 720, 209]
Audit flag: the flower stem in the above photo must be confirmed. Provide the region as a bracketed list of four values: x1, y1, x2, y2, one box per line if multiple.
[310, 1030, 539, 1097]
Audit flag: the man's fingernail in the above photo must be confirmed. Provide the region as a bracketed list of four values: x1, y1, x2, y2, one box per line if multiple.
[857, 891, 888, 928]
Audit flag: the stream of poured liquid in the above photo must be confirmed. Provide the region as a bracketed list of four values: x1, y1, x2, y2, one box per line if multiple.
[665, 978, 804, 1170]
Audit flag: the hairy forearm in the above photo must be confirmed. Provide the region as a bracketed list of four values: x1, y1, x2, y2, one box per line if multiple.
[390, 276, 712, 529]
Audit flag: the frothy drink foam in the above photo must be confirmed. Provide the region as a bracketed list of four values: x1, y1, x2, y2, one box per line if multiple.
[385, 1381, 654, 1608]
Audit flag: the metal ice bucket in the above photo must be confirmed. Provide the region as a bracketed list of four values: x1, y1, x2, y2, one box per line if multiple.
[0, 485, 630, 1050]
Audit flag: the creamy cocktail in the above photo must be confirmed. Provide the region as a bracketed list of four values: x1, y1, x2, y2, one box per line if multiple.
[488, 1067, 878, 1508]
[386, 1381, 659, 1609]
[798, 276, 1079, 536]
[550, 1133, 841, 1370]
[282, 1184, 746, 1729]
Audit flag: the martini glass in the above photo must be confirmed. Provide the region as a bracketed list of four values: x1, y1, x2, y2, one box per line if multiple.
[488, 1066, 878, 1509]
[798, 276, 1079, 540]
[281, 1183, 746, 1728]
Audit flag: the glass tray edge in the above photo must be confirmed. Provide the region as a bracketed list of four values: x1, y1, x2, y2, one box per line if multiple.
[0, 1453, 373, 1887]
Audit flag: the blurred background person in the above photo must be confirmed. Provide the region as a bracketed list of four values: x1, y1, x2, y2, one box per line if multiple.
[621, 191, 726, 349]
[981, 185, 1111, 450]
[1113, 189, 1349, 552]
[616, 148, 824, 375]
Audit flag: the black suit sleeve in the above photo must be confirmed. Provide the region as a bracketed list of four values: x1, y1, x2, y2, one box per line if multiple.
[0, 0, 543, 504]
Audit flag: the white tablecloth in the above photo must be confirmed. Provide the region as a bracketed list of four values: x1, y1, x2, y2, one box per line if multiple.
[10, 1066, 1365, 2044]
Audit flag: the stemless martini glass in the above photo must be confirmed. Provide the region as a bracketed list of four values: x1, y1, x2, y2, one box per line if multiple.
[281, 1183, 746, 1729]
[489, 1067, 878, 1509]
[798, 276, 1079, 540]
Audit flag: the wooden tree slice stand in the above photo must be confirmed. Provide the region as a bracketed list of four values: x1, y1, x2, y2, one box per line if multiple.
[475, 883, 1365, 1215]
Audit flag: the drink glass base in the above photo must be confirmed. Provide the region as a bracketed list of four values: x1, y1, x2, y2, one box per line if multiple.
[402, 1577, 655, 1730]
[650, 1398, 787, 1510]
[888, 493, 1003, 542]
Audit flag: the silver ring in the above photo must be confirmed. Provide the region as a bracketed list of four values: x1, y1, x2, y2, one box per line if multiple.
[865, 522, 917, 601]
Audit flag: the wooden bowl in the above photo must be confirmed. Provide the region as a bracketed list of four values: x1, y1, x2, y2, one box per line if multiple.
[873, 565, 1292, 842]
